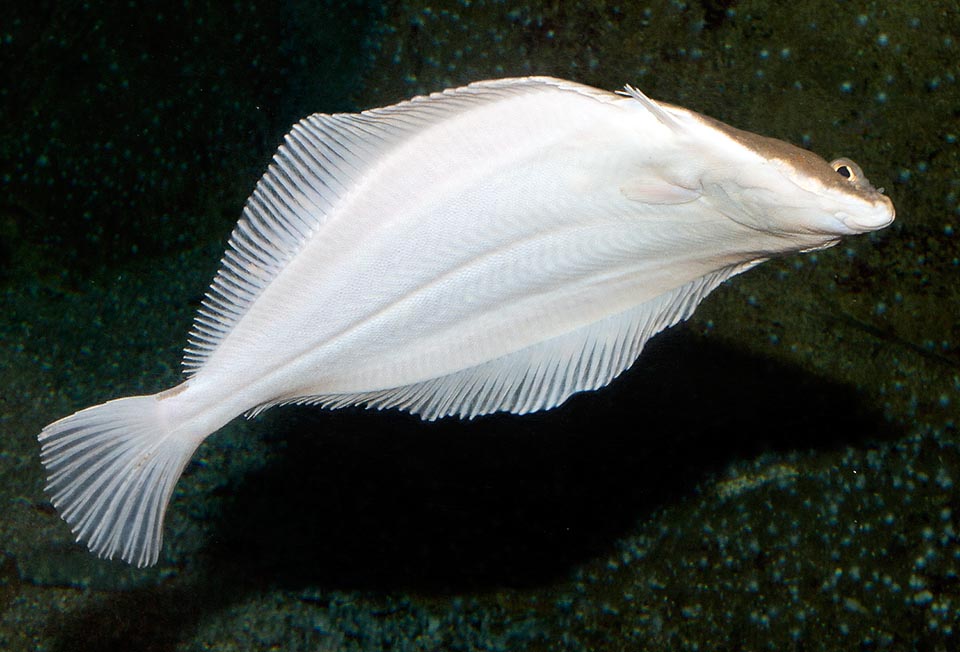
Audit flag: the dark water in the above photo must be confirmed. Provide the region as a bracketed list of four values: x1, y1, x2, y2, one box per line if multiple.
[1, 2, 958, 650]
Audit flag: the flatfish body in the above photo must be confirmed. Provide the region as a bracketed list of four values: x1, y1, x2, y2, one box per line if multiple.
[38, 77, 895, 566]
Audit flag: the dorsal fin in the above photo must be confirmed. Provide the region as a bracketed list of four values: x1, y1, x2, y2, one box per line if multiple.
[183, 77, 619, 375]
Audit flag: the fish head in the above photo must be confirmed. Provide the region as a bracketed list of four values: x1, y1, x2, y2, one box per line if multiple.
[690, 115, 895, 250]
[756, 146, 896, 237]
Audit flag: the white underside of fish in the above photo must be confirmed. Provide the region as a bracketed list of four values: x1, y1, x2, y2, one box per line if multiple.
[177, 79, 767, 428]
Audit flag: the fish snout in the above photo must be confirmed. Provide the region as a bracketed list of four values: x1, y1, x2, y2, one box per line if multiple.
[837, 194, 895, 233]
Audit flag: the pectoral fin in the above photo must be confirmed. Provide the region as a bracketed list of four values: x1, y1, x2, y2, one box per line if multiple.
[620, 178, 701, 204]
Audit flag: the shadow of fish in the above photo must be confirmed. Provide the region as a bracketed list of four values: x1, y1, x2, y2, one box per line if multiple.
[38, 76, 895, 567]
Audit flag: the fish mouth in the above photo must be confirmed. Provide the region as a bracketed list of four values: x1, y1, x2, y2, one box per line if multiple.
[836, 196, 896, 233]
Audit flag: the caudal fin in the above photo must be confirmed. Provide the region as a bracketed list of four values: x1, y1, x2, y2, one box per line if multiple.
[38, 394, 202, 567]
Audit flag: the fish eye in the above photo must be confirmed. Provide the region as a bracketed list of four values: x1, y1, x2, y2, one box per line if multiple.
[830, 158, 863, 184]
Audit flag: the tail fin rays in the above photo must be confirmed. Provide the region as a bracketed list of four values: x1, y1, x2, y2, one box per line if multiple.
[38, 394, 200, 567]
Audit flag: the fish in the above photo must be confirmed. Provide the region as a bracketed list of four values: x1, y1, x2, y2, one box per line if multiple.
[37, 76, 895, 567]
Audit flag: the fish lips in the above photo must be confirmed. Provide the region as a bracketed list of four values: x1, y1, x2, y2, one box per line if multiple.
[835, 194, 896, 234]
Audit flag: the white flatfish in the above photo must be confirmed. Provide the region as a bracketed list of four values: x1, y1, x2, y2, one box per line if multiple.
[38, 76, 895, 566]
